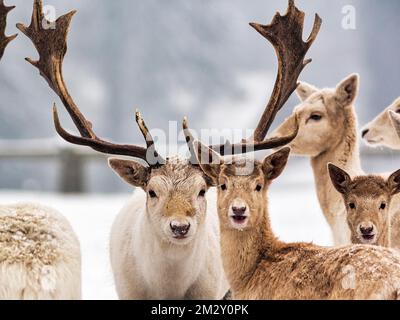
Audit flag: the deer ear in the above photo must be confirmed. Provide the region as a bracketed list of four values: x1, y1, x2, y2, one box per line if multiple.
[335, 74, 359, 107]
[387, 169, 400, 195]
[262, 147, 290, 180]
[296, 82, 318, 101]
[108, 158, 150, 189]
[389, 110, 400, 139]
[193, 141, 223, 186]
[328, 163, 352, 194]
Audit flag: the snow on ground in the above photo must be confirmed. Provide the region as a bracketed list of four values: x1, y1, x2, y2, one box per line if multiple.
[0, 182, 333, 300]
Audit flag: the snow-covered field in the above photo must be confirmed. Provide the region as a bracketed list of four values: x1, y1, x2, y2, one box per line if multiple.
[0, 180, 332, 300]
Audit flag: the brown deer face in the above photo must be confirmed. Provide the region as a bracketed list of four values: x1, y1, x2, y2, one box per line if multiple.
[270, 74, 359, 157]
[328, 164, 400, 245]
[194, 145, 290, 231]
[109, 157, 210, 245]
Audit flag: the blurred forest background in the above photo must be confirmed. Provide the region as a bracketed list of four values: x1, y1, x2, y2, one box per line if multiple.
[1, 0, 400, 193]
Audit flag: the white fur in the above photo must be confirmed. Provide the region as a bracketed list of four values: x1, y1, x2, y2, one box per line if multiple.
[0, 203, 81, 299]
[110, 189, 228, 300]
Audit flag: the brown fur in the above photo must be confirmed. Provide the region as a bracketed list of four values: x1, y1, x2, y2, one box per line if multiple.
[196, 147, 400, 300]
[329, 165, 400, 248]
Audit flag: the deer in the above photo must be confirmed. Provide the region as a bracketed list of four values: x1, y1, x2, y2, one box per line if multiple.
[361, 98, 400, 149]
[268, 74, 400, 249]
[328, 163, 400, 248]
[187, 4, 400, 299]
[17, 0, 300, 299]
[0, 0, 17, 60]
[0, 203, 81, 299]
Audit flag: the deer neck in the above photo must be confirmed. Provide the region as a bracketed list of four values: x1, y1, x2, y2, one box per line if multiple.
[310, 107, 363, 226]
[219, 204, 280, 293]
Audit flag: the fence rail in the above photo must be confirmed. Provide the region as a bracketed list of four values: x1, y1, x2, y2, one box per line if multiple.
[0, 138, 398, 193]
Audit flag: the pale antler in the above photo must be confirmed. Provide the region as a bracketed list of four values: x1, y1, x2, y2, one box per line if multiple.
[184, 0, 321, 156]
[17, 0, 164, 166]
[0, 0, 17, 60]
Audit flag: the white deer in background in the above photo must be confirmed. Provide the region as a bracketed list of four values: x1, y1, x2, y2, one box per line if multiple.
[362, 97, 400, 149]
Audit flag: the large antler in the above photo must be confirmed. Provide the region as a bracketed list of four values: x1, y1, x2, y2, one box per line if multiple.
[17, 0, 164, 166]
[0, 0, 17, 60]
[184, 0, 321, 156]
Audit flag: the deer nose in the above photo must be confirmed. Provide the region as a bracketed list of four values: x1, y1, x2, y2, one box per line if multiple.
[359, 224, 374, 235]
[170, 221, 191, 237]
[361, 128, 369, 138]
[232, 206, 247, 216]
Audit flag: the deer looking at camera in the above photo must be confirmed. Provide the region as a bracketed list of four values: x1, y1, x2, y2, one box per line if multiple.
[0, 0, 17, 60]
[362, 98, 400, 149]
[328, 163, 400, 248]
[18, 0, 300, 299]
[188, 2, 400, 299]
[269, 75, 400, 248]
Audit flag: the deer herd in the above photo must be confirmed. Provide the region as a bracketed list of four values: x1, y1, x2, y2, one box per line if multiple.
[1, 0, 400, 300]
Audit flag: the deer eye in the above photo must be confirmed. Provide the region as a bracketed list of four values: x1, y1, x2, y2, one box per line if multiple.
[198, 189, 206, 197]
[309, 114, 322, 121]
[255, 185, 262, 192]
[220, 184, 227, 191]
[148, 190, 157, 198]
[396, 109, 400, 114]
[349, 203, 356, 209]
[380, 202, 386, 210]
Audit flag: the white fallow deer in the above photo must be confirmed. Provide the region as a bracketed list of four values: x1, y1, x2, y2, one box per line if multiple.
[18, 0, 300, 299]
[269, 74, 400, 248]
[328, 163, 400, 248]
[0, 0, 17, 60]
[361, 98, 400, 149]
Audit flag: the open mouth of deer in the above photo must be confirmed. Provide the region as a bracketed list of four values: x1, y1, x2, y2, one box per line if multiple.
[361, 234, 375, 241]
[230, 215, 248, 225]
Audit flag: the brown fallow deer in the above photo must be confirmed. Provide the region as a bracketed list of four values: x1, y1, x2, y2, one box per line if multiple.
[17, 0, 301, 299]
[0, 0, 17, 60]
[188, 1, 400, 300]
[329, 163, 400, 248]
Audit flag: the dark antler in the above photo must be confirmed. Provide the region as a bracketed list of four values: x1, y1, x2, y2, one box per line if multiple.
[17, 0, 164, 166]
[184, 0, 321, 156]
[0, 0, 17, 60]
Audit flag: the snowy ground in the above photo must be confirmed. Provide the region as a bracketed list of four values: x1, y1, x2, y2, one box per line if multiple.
[0, 179, 333, 300]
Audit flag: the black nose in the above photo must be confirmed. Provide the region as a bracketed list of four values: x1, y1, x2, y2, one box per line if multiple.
[361, 129, 369, 138]
[360, 225, 374, 235]
[170, 223, 190, 236]
[232, 206, 247, 216]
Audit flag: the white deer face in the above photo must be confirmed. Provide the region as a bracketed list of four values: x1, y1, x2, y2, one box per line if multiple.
[361, 98, 400, 149]
[109, 157, 210, 246]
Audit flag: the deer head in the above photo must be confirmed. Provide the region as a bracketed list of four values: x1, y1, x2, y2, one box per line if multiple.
[0, 0, 17, 60]
[361, 98, 400, 150]
[270, 74, 359, 157]
[17, 0, 213, 245]
[194, 145, 290, 231]
[328, 163, 400, 246]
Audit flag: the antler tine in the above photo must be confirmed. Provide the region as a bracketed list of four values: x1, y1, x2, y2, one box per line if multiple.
[18, 0, 165, 166]
[249, 0, 322, 143]
[0, 0, 17, 60]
